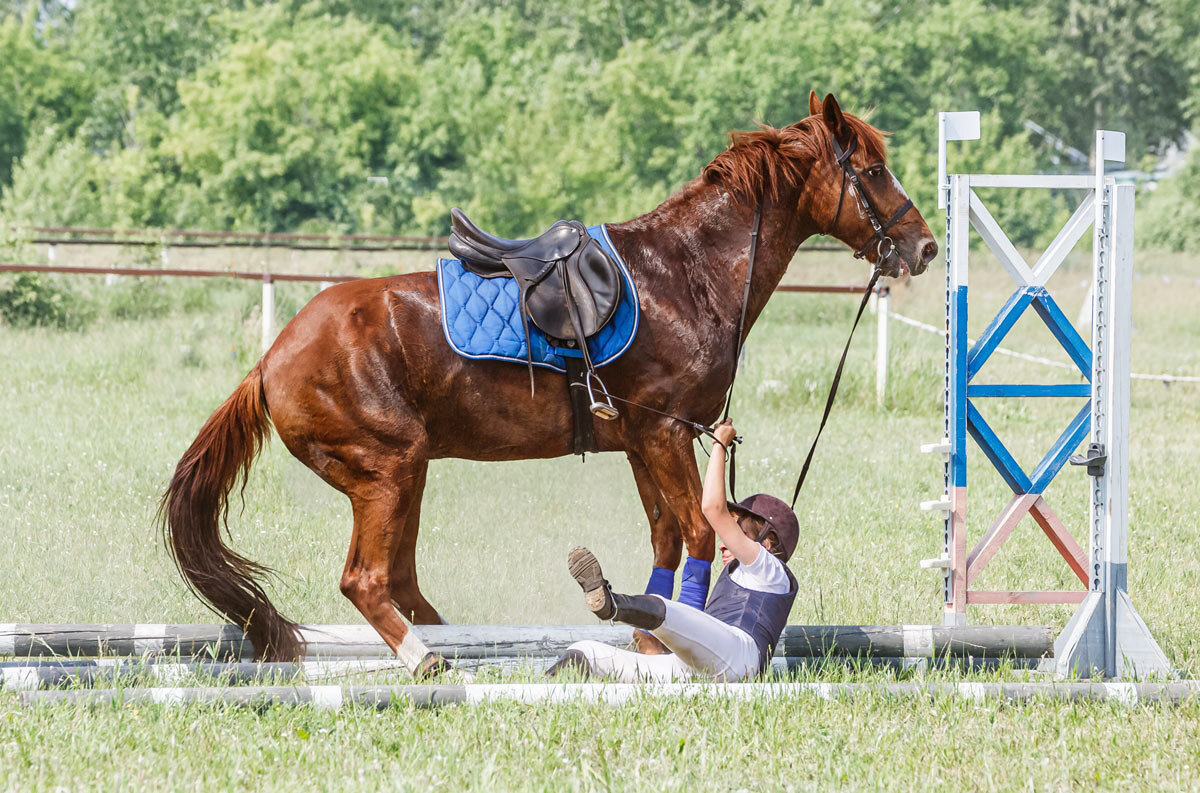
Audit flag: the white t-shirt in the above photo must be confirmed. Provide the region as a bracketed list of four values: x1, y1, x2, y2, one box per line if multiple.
[729, 546, 791, 594]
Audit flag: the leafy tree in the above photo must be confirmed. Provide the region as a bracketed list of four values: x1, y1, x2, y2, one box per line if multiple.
[0, 14, 91, 189]
[160, 6, 425, 231]
[2, 125, 113, 227]
[1039, 0, 1197, 156]
[1139, 143, 1200, 251]
[69, 0, 234, 144]
[3, 0, 1199, 249]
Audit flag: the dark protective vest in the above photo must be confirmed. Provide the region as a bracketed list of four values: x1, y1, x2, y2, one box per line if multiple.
[703, 556, 798, 671]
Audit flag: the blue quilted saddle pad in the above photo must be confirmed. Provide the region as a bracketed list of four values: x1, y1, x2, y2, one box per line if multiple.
[436, 224, 639, 373]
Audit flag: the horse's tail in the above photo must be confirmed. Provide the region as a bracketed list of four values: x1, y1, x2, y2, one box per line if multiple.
[159, 361, 302, 661]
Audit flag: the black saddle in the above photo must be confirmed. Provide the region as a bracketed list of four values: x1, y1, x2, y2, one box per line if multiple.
[448, 207, 625, 436]
[449, 208, 622, 344]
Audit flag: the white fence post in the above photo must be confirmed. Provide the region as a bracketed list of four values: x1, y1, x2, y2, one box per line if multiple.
[875, 285, 890, 406]
[261, 274, 275, 353]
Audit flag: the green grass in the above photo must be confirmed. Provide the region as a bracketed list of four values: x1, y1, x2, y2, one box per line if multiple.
[1, 248, 1199, 791]
[5, 695, 1200, 792]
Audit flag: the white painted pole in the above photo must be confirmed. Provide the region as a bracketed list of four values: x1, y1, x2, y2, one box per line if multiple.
[944, 173, 971, 627]
[938, 114, 946, 209]
[1093, 132, 1125, 674]
[1102, 184, 1133, 660]
[1093, 130, 1125, 283]
[261, 274, 275, 353]
[875, 285, 889, 406]
[937, 111, 981, 210]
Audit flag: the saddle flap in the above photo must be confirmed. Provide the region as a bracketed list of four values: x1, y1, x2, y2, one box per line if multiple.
[523, 239, 622, 340]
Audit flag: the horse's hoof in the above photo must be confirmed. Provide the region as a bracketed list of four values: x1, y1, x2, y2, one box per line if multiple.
[414, 652, 452, 680]
[632, 630, 670, 655]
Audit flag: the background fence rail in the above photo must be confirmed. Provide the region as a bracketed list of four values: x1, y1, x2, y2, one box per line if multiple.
[0, 263, 890, 398]
[12, 225, 845, 254]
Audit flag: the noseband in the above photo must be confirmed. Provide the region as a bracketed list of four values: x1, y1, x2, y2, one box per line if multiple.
[828, 136, 915, 264]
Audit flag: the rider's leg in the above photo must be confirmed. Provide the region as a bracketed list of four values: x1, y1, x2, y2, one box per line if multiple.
[649, 598, 759, 681]
[567, 547, 759, 681]
[548, 640, 690, 683]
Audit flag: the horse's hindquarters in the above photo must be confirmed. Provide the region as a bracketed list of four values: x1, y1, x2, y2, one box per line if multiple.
[261, 274, 590, 473]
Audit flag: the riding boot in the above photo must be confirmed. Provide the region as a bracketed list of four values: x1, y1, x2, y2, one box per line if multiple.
[545, 648, 594, 679]
[568, 547, 666, 630]
[610, 592, 666, 631]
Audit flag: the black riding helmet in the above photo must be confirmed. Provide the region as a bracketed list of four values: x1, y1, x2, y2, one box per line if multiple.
[727, 493, 800, 562]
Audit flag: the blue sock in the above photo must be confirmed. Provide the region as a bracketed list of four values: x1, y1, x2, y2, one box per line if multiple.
[644, 566, 675, 599]
[678, 556, 712, 610]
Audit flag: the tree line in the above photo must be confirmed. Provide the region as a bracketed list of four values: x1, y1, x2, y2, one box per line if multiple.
[2, 0, 1198, 249]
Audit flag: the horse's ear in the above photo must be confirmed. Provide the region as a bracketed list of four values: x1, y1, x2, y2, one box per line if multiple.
[808, 90, 821, 117]
[822, 93, 851, 145]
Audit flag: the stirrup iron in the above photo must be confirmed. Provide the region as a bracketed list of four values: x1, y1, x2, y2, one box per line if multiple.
[585, 372, 619, 420]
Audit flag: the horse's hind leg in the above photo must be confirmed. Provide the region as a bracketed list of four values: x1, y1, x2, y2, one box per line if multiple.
[339, 453, 447, 676]
[387, 462, 448, 625]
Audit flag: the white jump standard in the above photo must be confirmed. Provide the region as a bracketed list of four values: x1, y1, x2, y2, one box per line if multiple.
[925, 113, 1171, 679]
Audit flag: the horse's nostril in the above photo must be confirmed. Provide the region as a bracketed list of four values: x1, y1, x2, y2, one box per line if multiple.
[921, 240, 938, 264]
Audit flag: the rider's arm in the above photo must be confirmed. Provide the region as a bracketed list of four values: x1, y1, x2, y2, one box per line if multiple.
[700, 421, 762, 566]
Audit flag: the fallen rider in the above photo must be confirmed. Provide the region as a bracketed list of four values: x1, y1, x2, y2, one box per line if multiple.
[547, 419, 799, 682]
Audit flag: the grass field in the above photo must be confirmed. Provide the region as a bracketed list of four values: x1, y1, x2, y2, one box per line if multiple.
[1, 244, 1199, 791]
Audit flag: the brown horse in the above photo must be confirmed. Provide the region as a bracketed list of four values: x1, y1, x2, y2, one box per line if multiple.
[161, 92, 937, 670]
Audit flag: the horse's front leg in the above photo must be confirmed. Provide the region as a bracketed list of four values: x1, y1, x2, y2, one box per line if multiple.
[633, 426, 716, 612]
[626, 449, 685, 654]
[627, 449, 684, 595]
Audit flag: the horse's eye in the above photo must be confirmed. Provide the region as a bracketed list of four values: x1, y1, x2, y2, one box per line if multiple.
[866, 166, 884, 178]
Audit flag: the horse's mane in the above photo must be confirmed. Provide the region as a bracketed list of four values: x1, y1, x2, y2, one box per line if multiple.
[702, 113, 888, 202]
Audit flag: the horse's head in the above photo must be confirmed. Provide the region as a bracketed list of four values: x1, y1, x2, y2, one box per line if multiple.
[803, 91, 937, 277]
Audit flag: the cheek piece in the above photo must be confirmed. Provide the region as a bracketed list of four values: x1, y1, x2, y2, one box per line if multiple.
[826, 136, 915, 266]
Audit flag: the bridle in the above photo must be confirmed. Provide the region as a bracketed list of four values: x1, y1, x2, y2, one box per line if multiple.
[828, 135, 915, 267]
